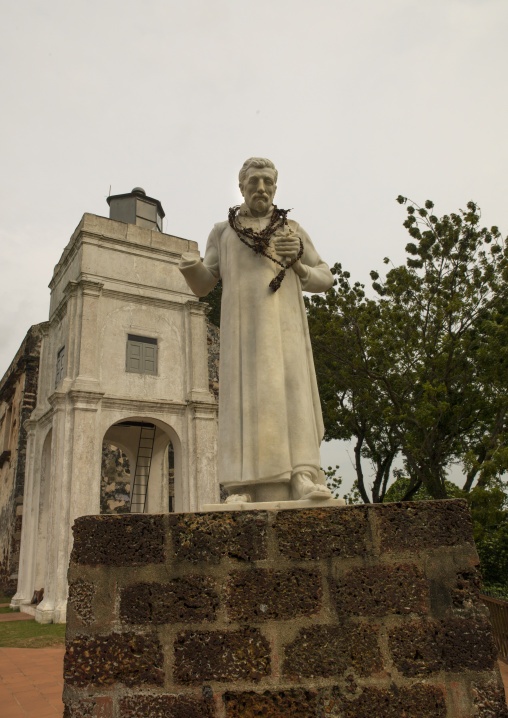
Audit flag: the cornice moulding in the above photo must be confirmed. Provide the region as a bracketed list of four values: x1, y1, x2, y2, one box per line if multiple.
[101, 395, 187, 413]
[101, 287, 189, 311]
[48, 391, 68, 409]
[80, 232, 185, 263]
[69, 389, 105, 409]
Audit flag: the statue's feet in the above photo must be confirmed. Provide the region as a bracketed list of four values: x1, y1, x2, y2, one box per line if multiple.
[291, 471, 333, 500]
[225, 493, 252, 504]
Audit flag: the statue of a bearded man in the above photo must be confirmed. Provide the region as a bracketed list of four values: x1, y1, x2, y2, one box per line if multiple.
[180, 157, 334, 504]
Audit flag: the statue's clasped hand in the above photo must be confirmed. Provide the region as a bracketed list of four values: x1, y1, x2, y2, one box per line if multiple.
[273, 229, 301, 261]
[273, 229, 307, 278]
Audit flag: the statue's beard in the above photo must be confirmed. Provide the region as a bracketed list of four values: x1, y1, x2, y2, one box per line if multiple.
[252, 195, 269, 209]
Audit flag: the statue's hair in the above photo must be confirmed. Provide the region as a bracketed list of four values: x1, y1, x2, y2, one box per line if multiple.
[239, 157, 278, 185]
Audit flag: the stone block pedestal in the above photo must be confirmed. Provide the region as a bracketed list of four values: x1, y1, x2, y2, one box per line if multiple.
[63, 501, 508, 717]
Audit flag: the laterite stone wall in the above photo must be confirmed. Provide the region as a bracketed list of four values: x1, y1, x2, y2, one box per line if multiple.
[63, 501, 508, 717]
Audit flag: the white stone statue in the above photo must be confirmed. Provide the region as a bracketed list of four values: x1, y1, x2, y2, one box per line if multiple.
[180, 158, 334, 504]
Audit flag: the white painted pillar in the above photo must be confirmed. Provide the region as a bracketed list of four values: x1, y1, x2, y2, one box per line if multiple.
[35, 393, 70, 623]
[74, 279, 103, 388]
[10, 419, 39, 608]
[34, 430, 53, 588]
[191, 403, 219, 510]
[185, 302, 213, 402]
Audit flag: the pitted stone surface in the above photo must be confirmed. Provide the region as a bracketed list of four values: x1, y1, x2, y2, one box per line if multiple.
[377, 499, 474, 552]
[64, 632, 164, 686]
[451, 568, 482, 607]
[68, 579, 96, 626]
[322, 684, 447, 717]
[226, 568, 322, 621]
[71, 514, 165, 566]
[283, 624, 382, 678]
[331, 563, 429, 617]
[168, 511, 267, 563]
[174, 628, 270, 683]
[119, 694, 216, 717]
[224, 689, 318, 717]
[120, 576, 219, 624]
[471, 679, 508, 717]
[63, 504, 505, 717]
[63, 697, 113, 718]
[389, 617, 497, 675]
[274, 506, 369, 560]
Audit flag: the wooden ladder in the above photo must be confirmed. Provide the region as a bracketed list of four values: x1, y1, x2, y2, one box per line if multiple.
[130, 423, 156, 513]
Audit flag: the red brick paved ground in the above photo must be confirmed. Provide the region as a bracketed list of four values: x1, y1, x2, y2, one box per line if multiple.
[0, 613, 36, 622]
[0, 648, 65, 718]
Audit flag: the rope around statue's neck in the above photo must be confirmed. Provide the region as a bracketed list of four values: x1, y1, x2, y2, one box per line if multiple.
[228, 205, 303, 292]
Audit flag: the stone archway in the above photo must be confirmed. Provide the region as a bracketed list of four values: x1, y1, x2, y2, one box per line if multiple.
[102, 418, 179, 514]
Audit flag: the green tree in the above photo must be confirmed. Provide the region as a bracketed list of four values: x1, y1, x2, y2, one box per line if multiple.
[322, 465, 343, 498]
[467, 479, 508, 594]
[307, 199, 508, 501]
[307, 266, 403, 503]
[383, 472, 463, 502]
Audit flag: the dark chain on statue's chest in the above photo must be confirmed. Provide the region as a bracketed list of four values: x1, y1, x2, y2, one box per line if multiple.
[228, 205, 303, 292]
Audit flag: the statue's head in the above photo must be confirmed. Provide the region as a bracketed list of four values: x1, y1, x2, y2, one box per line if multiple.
[239, 157, 277, 217]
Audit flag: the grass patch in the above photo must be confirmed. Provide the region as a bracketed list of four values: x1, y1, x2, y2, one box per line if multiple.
[0, 619, 66, 648]
[0, 606, 16, 613]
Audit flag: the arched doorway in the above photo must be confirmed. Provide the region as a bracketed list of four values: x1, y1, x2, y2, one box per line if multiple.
[102, 419, 178, 514]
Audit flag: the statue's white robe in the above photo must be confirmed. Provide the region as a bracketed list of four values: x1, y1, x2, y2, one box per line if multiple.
[180, 204, 333, 491]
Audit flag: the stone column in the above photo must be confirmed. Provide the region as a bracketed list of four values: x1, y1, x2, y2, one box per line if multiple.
[33, 323, 50, 410]
[67, 390, 103, 521]
[10, 418, 39, 608]
[184, 302, 212, 403]
[35, 392, 72, 623]
[73, 279, 103, 390]
[181, 301, 218, 511]
[35, 321, 55, 414]
[189, 402, 219, 511]
[36, 389, 104, 623]
[63, 281, 79, 380]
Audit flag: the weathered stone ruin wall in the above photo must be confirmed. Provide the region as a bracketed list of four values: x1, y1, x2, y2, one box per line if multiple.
[63, 500, 507, 717]
[100, 444, 132, 514]
[0, 323, 46, 595]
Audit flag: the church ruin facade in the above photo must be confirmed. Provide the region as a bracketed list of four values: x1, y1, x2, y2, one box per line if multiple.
[9, 188, 218, 622]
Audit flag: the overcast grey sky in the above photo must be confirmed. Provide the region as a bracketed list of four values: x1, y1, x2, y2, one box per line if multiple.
[1, 0, 506, 492]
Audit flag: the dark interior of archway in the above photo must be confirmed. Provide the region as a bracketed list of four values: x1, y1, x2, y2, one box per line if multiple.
[116, 421, 156, 428]
[168, 442, 175, 512]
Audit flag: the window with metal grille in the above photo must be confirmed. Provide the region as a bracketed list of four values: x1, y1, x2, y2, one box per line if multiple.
[126, 335, 158, 375]
[55, 346, 66, 387]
